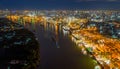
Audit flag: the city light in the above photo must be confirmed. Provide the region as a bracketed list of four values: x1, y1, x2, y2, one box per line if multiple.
[1, 10, 120, 69]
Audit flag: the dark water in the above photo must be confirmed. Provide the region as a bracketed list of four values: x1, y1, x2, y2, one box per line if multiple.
[24, 22, 97, 69]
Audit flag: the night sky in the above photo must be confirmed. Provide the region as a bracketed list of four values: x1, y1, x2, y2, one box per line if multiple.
[0, 0, 120, 10]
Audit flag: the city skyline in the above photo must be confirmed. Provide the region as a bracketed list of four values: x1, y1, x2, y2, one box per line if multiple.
[0, 0, 120, 10]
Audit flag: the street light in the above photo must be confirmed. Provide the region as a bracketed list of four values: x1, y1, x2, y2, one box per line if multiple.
[94, 65, 101, 69]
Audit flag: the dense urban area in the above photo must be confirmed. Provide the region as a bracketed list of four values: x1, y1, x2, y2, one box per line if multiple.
[0, 10, 120, 69]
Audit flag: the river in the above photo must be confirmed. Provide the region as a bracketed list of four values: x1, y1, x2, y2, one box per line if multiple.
[24, 22, 98, 69]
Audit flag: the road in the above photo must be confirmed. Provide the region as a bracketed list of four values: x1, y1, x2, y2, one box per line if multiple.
[24, 22, 97, 69]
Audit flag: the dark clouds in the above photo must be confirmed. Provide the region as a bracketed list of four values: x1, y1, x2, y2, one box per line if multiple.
[0, 0, 120, 10]
[76, 0, 120, 2]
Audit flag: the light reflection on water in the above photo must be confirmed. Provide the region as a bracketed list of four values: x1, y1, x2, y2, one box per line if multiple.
[23, 22, 98, 69]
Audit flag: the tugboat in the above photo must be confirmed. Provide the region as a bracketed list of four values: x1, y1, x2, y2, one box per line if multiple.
[51, 35, 60, 48]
